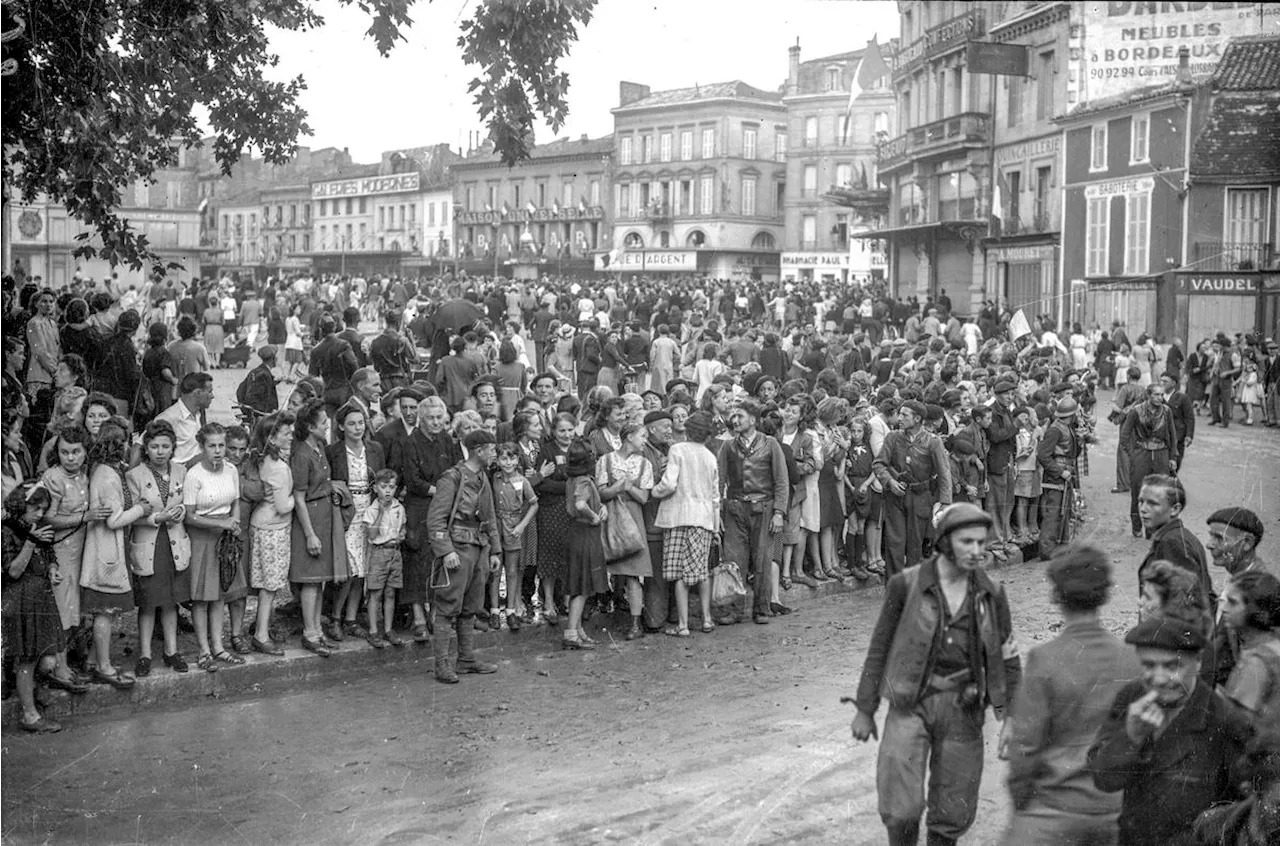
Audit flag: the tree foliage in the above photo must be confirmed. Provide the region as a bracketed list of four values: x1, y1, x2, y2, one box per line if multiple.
[1, 0, 596, 273]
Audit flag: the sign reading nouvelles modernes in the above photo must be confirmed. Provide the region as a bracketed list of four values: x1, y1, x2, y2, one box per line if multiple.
[312, 173, 420, 199]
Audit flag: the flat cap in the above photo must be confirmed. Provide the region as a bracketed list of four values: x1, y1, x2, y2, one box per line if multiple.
[1125, 612, 1207, 652]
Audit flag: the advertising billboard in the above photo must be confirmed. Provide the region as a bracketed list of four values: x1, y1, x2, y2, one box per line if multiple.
[1077, 2, 1278, 106]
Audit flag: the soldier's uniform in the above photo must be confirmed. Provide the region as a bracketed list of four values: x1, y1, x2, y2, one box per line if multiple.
[874, 427, 952, 578]
[1037, 401, 1081, 556]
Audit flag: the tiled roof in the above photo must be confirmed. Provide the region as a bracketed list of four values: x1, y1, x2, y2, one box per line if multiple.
[1190, 94, 1280, 179]
[453, 134, 615, 167]
[1062, 81, 1183, 119]
[616, 81, 782, 111]
[1212, 34, 1280, 91]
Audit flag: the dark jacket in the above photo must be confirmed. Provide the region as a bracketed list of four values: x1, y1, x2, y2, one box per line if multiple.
[1166, 390, 1196, 449]
[309, 334, 358, 406]
[986, 400, 1018, 474]
[236, 363, 279, 415]
[1087, 679, 1251, 846]
[1138, 518, 1213, 612]
[1037, 417, 1079, 488]
[1121, 404, 1180, 466]
[854, 555, 1021, 718]
[325, 440, 386, 486]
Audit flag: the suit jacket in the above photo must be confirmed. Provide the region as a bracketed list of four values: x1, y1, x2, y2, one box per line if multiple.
[1166, 390, 1195, 449]
[374, 418, 413, 460]
[326, 440, 386, 486]
[1138, 518, 1213, 611]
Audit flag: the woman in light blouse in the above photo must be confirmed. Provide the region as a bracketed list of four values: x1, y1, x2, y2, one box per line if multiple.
[183, 423, 243, 672]
[248, 412, 295, 656]
[126, 420, 192, 674]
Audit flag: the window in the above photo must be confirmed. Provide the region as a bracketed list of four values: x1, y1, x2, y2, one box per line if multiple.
[288, 234, 297, 253]
[620, 137, 633, 166]
[743, 127, 757, 160]
[875, 112, 889, 135]
[642, 135, 653, 163]
[742, 177, 757, 216]
[302, 234, 310, 251]
[801, 214, 817, 249]
[1034, 166, 1052, 228]
[466, 186, 475, 211]
[802, 164, 818, 198]
[804, 116, 818, 146]
[1226, 188, 1269, 266]
[304, 204, 310, 223]
[289, 204, 297, 225]
[1125, 192, 1150, 275]
[320, 225, 327, 248]
[624, 232, 644, 249]
[660, 132, 672, 163]
[513, 183, 522, 208]
[590, 180, 600, 206]
[679, 180, 693, 215]
[617, 183, 630, 218]
[836, 163, 852, 186]
[700, 175, 714, 214]
[701, 128, 715, 159]
[536, 182, 547, 208]
[639, 181, 651, 210]
[1037, 51, 1055, 120]
[358, 198, 367, 214]
[837, 115, 850, 145]
[901, 91, 912, 130]
[1086, 196, 1110, 276]
[378, 206, 385, 229]
[775, 181, 786, 215]
[359, 222, 367, 245]
[1130, 114, 1149, 164]
[408, 204, 415, 223]
[563, 182, 574, 207]
[1007, 170, 1021, 230]
[345, 198, 353, 215]
[629, 182, 640, 218]
[487, 185, 496, 209]
[752, 231, 776, 250]
[345, 223, 353, 245]
[428, 203, 436, 226]
[1007, 75, 1022, 127]
[775, 132, 787, 162]
[935, 69, 947, 119]
[680, 131, 692, 161]
[1090, 123, 1108, 171]
[826, 67, 840, 90]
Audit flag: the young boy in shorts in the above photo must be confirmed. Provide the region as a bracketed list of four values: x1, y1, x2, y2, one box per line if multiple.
[362, 469, 407, 648]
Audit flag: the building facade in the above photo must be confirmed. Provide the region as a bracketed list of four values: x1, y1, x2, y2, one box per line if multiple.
[782, 42, 893, 285]
[452, 135, 613, 279]
[608, 81, 785, 281]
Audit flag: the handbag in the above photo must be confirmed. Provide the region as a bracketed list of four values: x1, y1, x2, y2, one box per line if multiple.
[216, 530, 242, 593]
[1107, 408, 1125, 425]
[601, 500, 645, 561]
[133, 377, 156, 424]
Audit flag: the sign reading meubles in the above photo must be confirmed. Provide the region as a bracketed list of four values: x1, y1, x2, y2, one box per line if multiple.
[1076, 2, 1278, 106]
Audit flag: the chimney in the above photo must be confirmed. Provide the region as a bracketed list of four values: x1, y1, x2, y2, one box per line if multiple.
[580, 134, 589, 142]
[1175, 45, 1194, 85]
[619, 81, 651, 107]
[787, 39, 801, 96]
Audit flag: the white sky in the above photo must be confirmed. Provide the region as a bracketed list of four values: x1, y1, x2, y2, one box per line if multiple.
[263, 0, 901, 162]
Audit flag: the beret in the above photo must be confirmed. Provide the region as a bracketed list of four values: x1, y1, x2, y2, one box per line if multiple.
[643, 410, 672, 426]
[924, 404, 944, 422]
[901, 400, 927, 419]
[463, 430, 496, 450]
[993, 378, 1017, 394]
[1206, 507, 1264, 541]
[1047, 548, 1111, 598]
[1125, 612, 1207, 652]
[940, 389, 965, 409]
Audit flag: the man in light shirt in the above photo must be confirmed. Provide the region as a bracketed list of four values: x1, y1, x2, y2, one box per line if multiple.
[155, 372, 214, 466]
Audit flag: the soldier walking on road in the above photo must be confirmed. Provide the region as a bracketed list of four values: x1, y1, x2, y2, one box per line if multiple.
[851, 503, 1022, 846]
[426, 430, 503, 684]
[873, 400, 951, 577]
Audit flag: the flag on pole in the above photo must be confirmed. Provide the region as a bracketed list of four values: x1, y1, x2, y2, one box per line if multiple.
[844, 37, 890, 143]
[502, 202, 511, 217]
[553, 199, 562, 215]
[485, 203, 493, 213]
[1009, 309, 1032, 341]
[990, 172, 1005, 238]
[578, 198, 588, 213]
[526, 200, 537, 216]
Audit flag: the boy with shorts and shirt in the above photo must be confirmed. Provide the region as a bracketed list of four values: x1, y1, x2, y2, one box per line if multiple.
[362, 469, 407, 648]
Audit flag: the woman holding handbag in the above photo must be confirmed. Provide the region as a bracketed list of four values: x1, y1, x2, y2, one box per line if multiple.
[595, 421, 654, 641]
[183, 423, 243, 672]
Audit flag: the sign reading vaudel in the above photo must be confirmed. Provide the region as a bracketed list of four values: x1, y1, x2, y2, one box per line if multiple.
[1172, 272, 1261, 296]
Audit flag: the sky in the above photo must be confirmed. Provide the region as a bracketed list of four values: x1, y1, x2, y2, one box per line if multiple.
[262, 0, 902, 163]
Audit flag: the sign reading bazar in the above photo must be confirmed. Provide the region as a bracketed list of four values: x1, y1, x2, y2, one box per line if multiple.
[1076, 2, 1278, 107]
[1172, 271, 1260, 296]
[312, 173, 420, 199]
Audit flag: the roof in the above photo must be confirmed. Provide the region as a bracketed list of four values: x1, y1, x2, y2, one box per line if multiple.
[1212, 34, 1280, 91]
[1061, 81, 1187, 120]
[614, 81, 782, 111]
[453, 135, 614, 168]
[1190, 93, 1280, 179]
[217, 187, 263, 208]
[313, 163, 381, 183]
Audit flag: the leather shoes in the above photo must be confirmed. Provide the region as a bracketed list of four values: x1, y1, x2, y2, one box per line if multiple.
[752, 613, 771, 625]
[791, 572, 819, 588]
[251, 637, 284, 657]
[769, 602, 792, 616]
[301, 637, 331, 657]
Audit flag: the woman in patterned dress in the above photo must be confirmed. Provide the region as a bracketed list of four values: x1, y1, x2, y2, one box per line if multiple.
[326, 401, 384, 640]
[533, 413, 577, 625]
[247, 412, 295, 656]
[596, 421, 654, 641]
[127, 420, 192, 674]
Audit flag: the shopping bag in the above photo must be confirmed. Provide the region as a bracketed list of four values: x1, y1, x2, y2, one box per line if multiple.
[601, 501, 645, 561]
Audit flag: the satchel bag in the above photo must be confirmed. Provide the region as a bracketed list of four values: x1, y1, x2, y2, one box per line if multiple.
[601, 500, 645, 561]
[216, 529, 242, 593]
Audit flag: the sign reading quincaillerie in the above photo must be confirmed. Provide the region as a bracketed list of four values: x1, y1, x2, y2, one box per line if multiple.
[312, 173, 421, 199]
[1076, 2, 1278, 107]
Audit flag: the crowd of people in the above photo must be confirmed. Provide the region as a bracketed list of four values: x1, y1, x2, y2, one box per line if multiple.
[2, 268, 1277, 845]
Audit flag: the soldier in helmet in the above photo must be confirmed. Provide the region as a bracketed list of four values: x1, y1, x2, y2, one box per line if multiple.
[1037, 396, 1082, 557]
[850, 503, 1023, 846]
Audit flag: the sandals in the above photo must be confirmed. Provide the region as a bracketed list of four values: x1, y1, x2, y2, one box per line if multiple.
[89, 668, 137, 690]
[663, 625, 692, 638]
[700, 621, 716, 634]
[213, 650, 246, 666]
[230, 635, 252, 655]
[779, 576, 793, 591]
[195, 653, 219, 672]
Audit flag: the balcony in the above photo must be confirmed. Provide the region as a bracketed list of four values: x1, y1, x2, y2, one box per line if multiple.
[877, 112, 991, 171]
[1002, 212, 1054, 236]
[646, 201, 672, 223]
[1191, 240, 1276, 271]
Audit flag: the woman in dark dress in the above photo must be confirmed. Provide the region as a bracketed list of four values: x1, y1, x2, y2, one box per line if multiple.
[94, 311, 143, 416]
[1186, 339, 1211, 412]
[142, 323, 179, 417]
[561, 439, 607, 650]
[289, 399, 346, 656]
[534, 412, 577, 624]
[58, 299, 100, 385]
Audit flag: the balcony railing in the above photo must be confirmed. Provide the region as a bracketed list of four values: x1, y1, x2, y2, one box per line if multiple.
[646, 201, 672, 223]
[1002, 212, 1054, 235]
[877, 112, 991, 170]
[798, 240, 819, 250]
[1191, 240, 1276, 271]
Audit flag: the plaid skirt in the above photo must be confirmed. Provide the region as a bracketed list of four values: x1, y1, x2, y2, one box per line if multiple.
[662, 526, 713, 585]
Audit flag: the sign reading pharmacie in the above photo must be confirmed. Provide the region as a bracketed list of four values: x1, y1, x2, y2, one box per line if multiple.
[1171, 271, 1261, 296]
[1076, 2, 1278, 106]
[594, 250, 697, 272]
[781, 252, 850, 268]
[312, 172, 420, 199]
[457, 206, 605, 226]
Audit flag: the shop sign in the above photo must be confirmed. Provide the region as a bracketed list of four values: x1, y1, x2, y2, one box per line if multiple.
[1173, 272, 1260, 295]
[594, 250, 697, 272]
[1076, 2, 1278, 106]
[893, 9, 984, 76]
[1090, 277, 1155, 291]
[990, 244, 1055, 263]
[456, 206, 604, 226]
[312, 173, 420, 199]
[994, 135, 1060, 164]
[781, 252, 849, 268]
[1084, 176, 1154, 199]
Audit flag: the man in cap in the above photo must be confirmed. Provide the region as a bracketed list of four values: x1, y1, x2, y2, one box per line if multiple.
[718, 399, 790, 625]
[426, 430, 503, 684]
[985, 377, 1020, 551]
[1036, 396, 1081, 557]
[1204, 508, 1273, 687]
[873, 399, 953, 577]
[641, 409, 675, 632]
[573, 318, 602, 401]
[851, 503, 1021, 846]
[1209, 334, 1242, 427]
[1087, 611, 1251, 846]
[1005, 546, 1139, 845]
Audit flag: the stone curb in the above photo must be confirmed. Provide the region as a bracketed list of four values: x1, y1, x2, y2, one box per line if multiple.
[5, 543, 1032, 725]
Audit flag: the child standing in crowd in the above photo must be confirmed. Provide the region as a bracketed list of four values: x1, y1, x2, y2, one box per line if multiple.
[1238, 357, 1261, 426]
[361, 469, 406, 648]
[491, 442, 538, 632]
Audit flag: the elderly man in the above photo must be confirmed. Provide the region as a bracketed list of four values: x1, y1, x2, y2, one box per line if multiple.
[1087, 611, 1251, 846]
[852, 504, 1021, 846]
[155, 372, 213, 465]
[1204, 508, 1274, 687]
[874, 400, 952, 577]
[347, 367, 384, 433]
